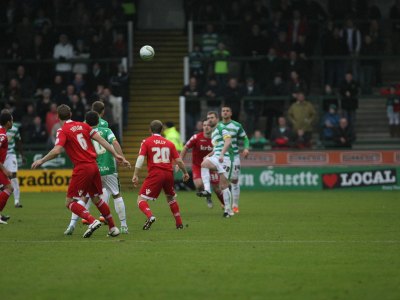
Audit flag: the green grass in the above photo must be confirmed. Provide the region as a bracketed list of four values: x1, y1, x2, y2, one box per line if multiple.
[1, 191, 400, 300]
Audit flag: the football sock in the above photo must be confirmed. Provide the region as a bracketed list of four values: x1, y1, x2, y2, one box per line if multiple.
[168, 199, 182, 226]
[95, 199, 115, 229]
[11, 178, 20, 205]
[85, 199, 91, 210]
[68, 199, 86, 228]
[68, 201, 95, 224]
[114, 197, 127, 227]
[231, 182, 240, 208]
[222, 188, 232, 213]
[201, 168, 211, 193]
[138, 200, 153, 218]
[0, 189, 11, 211]
[101, 188, 110, 204]
[215, 190, 225, 205]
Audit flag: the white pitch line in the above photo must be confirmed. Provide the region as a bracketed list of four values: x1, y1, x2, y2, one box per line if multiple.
[0, 240, 399, 244]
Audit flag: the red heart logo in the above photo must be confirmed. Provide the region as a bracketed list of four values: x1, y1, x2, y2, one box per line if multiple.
[323, 174, 338, 188]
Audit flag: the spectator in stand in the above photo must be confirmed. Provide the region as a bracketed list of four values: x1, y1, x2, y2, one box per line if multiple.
[113, 32, 127, 57]
[46, 103, 59, 135]
[250, 130, 268, 150]
[302, 0, 328, 48]
[36, 88, 53, 122]
[276, 0, 293, 21]
[287, 10, 308, 47]
[21, 104, 37, 141]
[31, 34, 52, 87]
[72, 73, 86, 94]
[287, 91, 316, 147]
[270, 116, 293, 149]
[360, 35, 379, 95]
[5, 79, 22, 111]
[163, 121, 184, 151]
[180, 76, 202, 137]
[359, 0, 381, 21]
[87, 62, 107, 94]
[189, 44, 205, 82]
[16, 65, 35, 101]
[339, 71, 360, 128]
[287, 71, 307, 102]
[333, 117, 355, 148]
[47, 121, 61, 149]
[53, 34, 74, 82]
[90, 33, 107, 59]
[198, 2, 221, 21]
[284, 50, 307, 82]
[69, 94, 85, 122]
[16, 16, 34, 57]
[341, 18, 362, 79]
[6, 40, 23, 64]
[252, 0, 270, 24]
[321, 104, 340, 144]
[109, 64, 129, 128]
[203, 76, 222, 112]
[274, 31, 290, 58]
[385, 85, 400, 137]
[261, 47, 283, 89]
[72, 39, 90, 75]
[267, 11, 287, 44]
[390, 0, 400, 54]
[322, 84, 339, 112]
[27, 116, 48, 144]
[223, 77, 243, 121]
[264, 73, 287, 136]
[367, 20, 384, 85]
[212, 42, 230, 86]
[102, 88, 121, 139]
[243, 77, 263, 135]
[201, 23, 219, 58]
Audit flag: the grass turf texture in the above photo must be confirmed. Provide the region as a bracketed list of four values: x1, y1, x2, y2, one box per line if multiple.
[1, 191, 399, 300]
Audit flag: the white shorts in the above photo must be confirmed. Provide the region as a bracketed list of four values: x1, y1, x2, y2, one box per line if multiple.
[101, 173, 120, 196]
[4, 153, 18, 173]
[206, 156, 232, 179]
[231, 156, 241, 181]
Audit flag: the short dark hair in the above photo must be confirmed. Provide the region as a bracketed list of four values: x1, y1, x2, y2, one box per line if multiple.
[91, 101, 105, 115]
[221, 105, 232, 112]
[207, 111, 218, 118]
[165, 121, 174, 128]
[85, 111, 100, 127]
[57, 104, 71, 121]
[0, 112, 12, 126]
[150, 120, 163, 134]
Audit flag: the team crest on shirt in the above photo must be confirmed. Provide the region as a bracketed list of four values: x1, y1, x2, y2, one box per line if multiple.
[146, 189, 151, 195]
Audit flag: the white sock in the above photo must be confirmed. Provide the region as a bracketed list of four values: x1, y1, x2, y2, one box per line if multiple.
[231, 182, 240, 208]
[101, 188, 110, 204]
[201, 168, 211, 193]
[114, 196, 127, 227]
[11, 178, 20, 204]
[68, 199, 87, 228]
[222, 188, 232, 213]
[85, 199, 91, 210]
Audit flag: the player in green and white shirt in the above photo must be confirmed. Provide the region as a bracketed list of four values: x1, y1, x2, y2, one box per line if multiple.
[4, 118, 23, 208]
[64, 111, 130, 235]
[220, 105, 249, 214]
[91, 100, 109, 128]
[199, 111, 234, 217]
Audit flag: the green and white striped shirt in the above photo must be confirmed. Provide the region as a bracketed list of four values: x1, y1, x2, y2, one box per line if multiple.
[7, 122, 21, 155]
[211, 123, 233, 159]
[220, 120, 247, 158]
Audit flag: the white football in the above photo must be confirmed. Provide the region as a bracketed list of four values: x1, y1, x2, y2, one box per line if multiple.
[140, 45, 155, 61]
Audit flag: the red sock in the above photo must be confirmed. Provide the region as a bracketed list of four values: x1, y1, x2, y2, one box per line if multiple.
[0, 190, 11, 211]
[95, 200, 115, 229]
[216, 191, 224, 206]
[68, 202, 95, 224]
[168, 199, 182, 226]
[138, 200, 153, 218]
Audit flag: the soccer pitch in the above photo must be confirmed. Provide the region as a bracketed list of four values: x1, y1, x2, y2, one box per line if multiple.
[1, 191, 399, 300]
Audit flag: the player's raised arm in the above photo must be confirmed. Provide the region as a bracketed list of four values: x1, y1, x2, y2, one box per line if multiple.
[91, 132, 129, 167]
[31, 145, 63, 169]
[174, 157, 190, 182]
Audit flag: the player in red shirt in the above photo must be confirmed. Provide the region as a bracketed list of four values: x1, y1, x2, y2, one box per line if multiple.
[179, 119, 224, 208]
[132, 120, 190, 230]
[0, 112, 15, 224]
[32, 105, 129, 238]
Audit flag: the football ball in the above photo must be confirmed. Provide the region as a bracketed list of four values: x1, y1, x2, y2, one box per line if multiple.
[140, 45, 155, 61]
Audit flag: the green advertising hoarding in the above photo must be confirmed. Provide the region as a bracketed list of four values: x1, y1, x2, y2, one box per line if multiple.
[18, 152, 73, 169]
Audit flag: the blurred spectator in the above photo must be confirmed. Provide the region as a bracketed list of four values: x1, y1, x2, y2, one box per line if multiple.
[87, 62, 107, 93]
[284, 50, 307, 82]
[31, 34, 52, 87]
[164, 121, 183, 151]
[339, 71, 360, 128]
[16, 16, 34, 57]
[47, 122, 61, 150]
[250, 130, 268, 150]
[321, 104, 340, 143]
[101, 19, 115, 57]
[53, 34, 74, 82]
[267, 11, 286, 44]
[201, 23, 219, 58]
[72, 73, 86, 94]
[322, 84, 339, 112]
[287, 71, 307, 101]
[360, 35, 379, 94]
[113, 32, 127, 57]
[27, 116, 48, 143]
[90, 34, 107, 59]
[293, 128, 312, 149]
[367, 20, 384, 85]
[51, 75, 67, 105]
[252, 0, 270, 24]
[261, 48, 283, 89]
[180, 76, 202, 137]
[332, 117, 355, 148]
[270, 116, 293, 149]
[194, 120, 203, 134]
[69, 94, 85, 121]
[198, 2, 221, 21]
[274, 31, 290, 58]
[45, 103, 59, 135]
[103, 87, 121, 139]
[5, 78, 22, 111]
[385, 85, 400, 137]
[211, 42, 230, 86]
[264, 73, 287, 136]
[288, 91, 316, 142]
[36, 88, 53, 122]
[5, 40, 23, 68]
[109, 64, 129, 127]
[189, 44, 205, 82]
[33, 8, 52, 31]
[341, 18, 362, 79]
[223, 77, 243, 121]
[21, 104, 37, 141]
[15, 65, 34, 100]
[359, 0, 381, 20]
[287, 10, 308, 46]
[243, 77, 262, 135]
[203, 76, 222, 111]
[276, 0, 293, 21]
[390, 0, 400, 54]
[31, 34, 51, 60]
[73, 40, 90, 75]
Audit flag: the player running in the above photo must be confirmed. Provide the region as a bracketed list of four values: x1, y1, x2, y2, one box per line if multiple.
[32, 104, 129, 238]
[64, 111, 130, 235]
[0, 112, 15, 224]
[132, 120, 189, 230]
[179, 118, 224, 208]
[220, 105, 249, 214]
[200, 111, 234, 218]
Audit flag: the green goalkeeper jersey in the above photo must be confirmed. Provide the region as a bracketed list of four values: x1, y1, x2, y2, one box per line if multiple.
[211, 123, 234, 159]
[7, 122, 21, 155]
[92, 126, 117, 176]
[220, 120, 247, 158]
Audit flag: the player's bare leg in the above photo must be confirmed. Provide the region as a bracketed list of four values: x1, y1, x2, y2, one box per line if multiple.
[166, 195, 183, 229]
[112, 192, 128, 234]
[0, 184, 14, 224]
[193, 178, 213, 208]
[91, 195, 120, 237]
[137, 196, 156, 230]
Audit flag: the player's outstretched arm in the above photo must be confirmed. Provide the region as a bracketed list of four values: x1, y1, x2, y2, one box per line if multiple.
[112, 140, 131, 168]
[132, 155, 145, 187]
[242, 136, 250, 158]
[219, 136, 232, 162]
[31, 145, 63, 169]
[92, 132, 129, 167]
[175, 157, 190, 182]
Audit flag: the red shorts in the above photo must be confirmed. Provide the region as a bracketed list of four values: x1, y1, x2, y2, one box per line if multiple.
[0, 170, 11, 188]
[67, 163, 102, 198]
[139, 169, 175, 200]
[192, 164, 220, 185]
